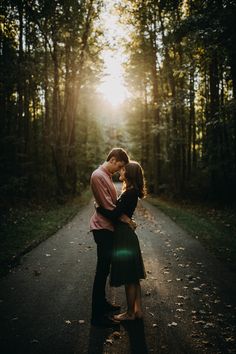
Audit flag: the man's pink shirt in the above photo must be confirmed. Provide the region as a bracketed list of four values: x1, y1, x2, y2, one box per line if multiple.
[90, 165, 117, 232]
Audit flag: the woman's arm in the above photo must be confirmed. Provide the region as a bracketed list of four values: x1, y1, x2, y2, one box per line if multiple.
[96, 191, 131, 222]
[96, 200, 125, 222]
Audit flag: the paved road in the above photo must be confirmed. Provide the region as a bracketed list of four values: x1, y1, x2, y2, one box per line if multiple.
[0, 198, 236, 354]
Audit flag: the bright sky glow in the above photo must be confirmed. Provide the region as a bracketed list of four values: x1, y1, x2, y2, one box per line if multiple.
[96, 3, 129, 107]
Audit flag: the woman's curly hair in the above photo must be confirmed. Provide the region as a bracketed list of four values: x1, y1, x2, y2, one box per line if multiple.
[123, 161, 147, 198]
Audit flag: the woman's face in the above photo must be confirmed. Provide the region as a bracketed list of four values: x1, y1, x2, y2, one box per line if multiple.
[119, 167, 126, 182]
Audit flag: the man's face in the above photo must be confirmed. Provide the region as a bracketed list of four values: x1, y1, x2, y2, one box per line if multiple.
[110, 158, 126, 173]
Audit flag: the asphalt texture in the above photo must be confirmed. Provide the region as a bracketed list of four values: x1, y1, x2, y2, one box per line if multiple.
[0, 198, 236, 354]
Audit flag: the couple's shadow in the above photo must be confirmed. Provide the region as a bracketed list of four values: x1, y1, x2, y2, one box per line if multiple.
[87, 318, 148, 354]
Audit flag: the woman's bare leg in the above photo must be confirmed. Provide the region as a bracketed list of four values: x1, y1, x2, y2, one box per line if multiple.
[134, 282, 143, 318]
[125, 283, 136, 315]
[114, 283, 136, 320]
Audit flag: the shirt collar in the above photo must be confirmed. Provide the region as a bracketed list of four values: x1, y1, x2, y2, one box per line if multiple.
[100, 164, 112, 178]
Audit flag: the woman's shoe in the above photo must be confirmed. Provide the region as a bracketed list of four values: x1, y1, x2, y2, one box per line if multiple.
[114, 312, 136, 321]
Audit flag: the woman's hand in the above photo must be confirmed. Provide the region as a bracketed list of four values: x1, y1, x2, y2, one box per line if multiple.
[94, 201, 99, 209]
[129, 219, 137, 230]
[120, 214, 137, 230]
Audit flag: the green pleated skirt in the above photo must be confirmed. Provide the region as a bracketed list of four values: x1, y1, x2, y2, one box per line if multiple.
[110, 222, 146, 287]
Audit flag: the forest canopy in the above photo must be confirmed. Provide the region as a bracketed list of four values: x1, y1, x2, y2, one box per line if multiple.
[1, 0, 236, 204]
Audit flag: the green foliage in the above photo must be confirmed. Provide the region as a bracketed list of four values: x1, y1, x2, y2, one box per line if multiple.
[0, 0, 105, 201]
[119, 0, 236, 202]
[0, 188, 92, 277]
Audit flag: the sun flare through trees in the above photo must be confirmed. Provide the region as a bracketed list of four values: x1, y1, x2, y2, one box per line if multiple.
[1, 0, 236, 203]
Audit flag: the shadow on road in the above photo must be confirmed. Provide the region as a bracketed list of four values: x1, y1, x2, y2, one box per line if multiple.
[85, 319, 148, 354]
[87, 325, 117, 354]
[122, 319, 148, 354]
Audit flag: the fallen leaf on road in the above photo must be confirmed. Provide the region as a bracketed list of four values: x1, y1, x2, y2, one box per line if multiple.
[177, 295, 188, 300]
[168, 322, 177, 327]
[186, 274, 193, 280]
[191, 332, 200, 338]
[214, 299, 221, 304]
[176, 247, 185, 251]
[194, 320, 206, 325]
[193, 287, 201, 292]
[105, 339, 113, 345]
[203, 322, 215, 329]
[112, 331, 121, 339]
[200, 283, 207, 288]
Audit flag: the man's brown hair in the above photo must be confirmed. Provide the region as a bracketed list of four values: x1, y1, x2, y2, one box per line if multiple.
[106, 148, 129, 164]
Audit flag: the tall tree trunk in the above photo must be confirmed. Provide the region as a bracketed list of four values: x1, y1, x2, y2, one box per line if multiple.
[157, 5, 179, 193]
[208, 52, 220, 195]
[151, 50, 161, 193]
[188, 64, 195, 178]
[17, 0, 24, 140]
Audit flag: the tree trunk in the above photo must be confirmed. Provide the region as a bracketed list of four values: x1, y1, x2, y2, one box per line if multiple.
[208, 52, 220, 195]
[188, 64, 195, 178]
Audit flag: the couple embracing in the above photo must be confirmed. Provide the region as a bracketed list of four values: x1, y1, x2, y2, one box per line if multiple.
[90, 148, 146, 327]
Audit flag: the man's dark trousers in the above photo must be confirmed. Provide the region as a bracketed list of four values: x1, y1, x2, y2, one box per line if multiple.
[91, 229, 114, 320]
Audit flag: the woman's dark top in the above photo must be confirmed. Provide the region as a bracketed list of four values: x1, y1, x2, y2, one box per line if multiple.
[97, 188, 139, 222]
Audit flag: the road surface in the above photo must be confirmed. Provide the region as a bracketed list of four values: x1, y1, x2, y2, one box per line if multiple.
[0, 197, 235, 353]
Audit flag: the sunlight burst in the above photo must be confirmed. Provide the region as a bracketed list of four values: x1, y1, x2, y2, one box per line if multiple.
[97, 57, 128, 107]
[96, 2, 129, 107]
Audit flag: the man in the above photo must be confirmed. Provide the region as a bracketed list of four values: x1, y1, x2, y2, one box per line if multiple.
[90, 148, 132, 327]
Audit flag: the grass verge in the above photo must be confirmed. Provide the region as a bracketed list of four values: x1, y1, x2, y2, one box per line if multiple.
[147, 196, 236, 272]
[0, 189, 92, 277]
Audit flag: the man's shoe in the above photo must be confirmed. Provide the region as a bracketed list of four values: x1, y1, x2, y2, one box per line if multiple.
[91, 315, 120, 328]
[104, 302, 121, 313]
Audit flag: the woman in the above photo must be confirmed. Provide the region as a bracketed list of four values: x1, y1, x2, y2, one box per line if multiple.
[96, 161, 146, 321]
